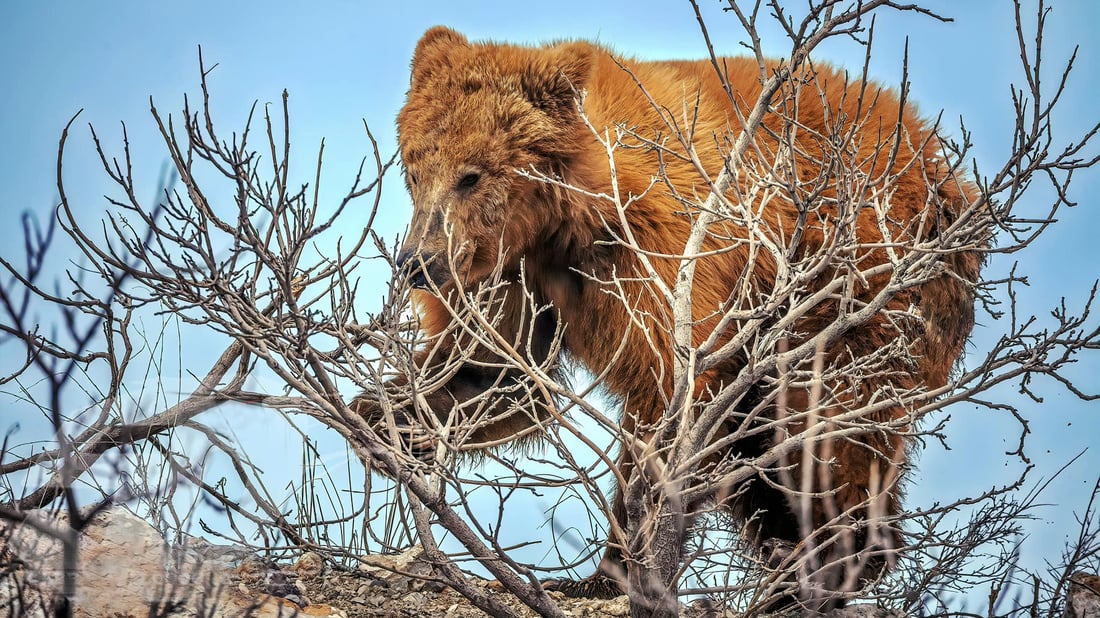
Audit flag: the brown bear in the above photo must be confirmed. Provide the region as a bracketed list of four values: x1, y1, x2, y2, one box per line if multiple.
[356, 26, 983, 608]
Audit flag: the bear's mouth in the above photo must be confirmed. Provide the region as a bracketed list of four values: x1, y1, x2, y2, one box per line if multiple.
[396, 248, 485, 292]
[396, 249, 445, 290]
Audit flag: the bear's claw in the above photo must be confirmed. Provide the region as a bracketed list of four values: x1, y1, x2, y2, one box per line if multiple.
[542, 573, 622, 599]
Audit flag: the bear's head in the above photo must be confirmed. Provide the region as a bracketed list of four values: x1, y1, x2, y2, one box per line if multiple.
[395, 27, 594, 291]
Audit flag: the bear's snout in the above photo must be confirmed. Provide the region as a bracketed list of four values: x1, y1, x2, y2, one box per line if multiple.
[396, 248, 439, 290]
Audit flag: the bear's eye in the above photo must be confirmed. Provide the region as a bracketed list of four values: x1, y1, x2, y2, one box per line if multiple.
[456, 172, 480, 190]
[408, 173, 418, 187]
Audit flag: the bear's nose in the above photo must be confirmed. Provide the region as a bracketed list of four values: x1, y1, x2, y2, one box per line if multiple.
[396, 249, 430, 289]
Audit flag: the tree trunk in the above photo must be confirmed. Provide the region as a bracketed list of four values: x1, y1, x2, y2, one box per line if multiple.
[626, 498, 687, 618]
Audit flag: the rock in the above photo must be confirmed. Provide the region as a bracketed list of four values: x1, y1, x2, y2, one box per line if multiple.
[0, 506, 343, 617]
[292, 552, 325, 580]
[357, 546, 423, 575]
[582, 595, 630, 617]
[356, 547, 447, 596]
[1067, 572, 1100, 618]
[0, 569, 54, 618]
[824, 604, 906, 618]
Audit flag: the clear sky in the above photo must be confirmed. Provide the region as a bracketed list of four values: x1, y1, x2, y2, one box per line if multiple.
[2, 0, 1098, 599]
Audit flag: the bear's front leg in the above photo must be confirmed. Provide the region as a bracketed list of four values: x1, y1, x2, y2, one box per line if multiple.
[353, 287, 563, 465]
[351, 383, 451, 464]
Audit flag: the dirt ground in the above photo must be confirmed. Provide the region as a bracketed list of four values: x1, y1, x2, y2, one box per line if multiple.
[246, 549, 731, 617]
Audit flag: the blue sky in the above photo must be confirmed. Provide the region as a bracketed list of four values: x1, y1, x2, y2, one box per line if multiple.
[2, 0, 1098, 596]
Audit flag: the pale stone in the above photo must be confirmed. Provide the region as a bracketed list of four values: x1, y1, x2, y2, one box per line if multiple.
[1067, 572, 1100, 618]
[0, 506, 344, 617]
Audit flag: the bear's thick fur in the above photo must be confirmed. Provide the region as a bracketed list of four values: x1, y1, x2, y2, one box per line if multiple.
[361, 26, 982, 605]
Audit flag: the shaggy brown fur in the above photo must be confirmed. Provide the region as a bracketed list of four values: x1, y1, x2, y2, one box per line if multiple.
[357, 27, 982, 606]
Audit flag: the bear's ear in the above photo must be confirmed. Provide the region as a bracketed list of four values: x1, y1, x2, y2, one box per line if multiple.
[411, 26, 468, 85]
[522, 42, 595, 119]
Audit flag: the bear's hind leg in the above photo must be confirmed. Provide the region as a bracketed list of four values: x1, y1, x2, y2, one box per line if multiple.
[762, 415, 904, 612]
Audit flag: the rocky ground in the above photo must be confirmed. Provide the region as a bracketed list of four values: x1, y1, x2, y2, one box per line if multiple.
[243, 548, 744, 618]
[0, 507, 712, 617]
[1, 507, 1096, 618]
